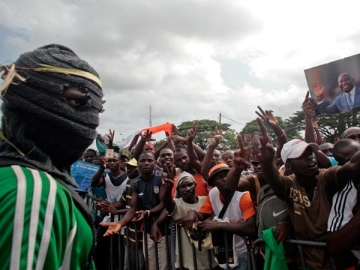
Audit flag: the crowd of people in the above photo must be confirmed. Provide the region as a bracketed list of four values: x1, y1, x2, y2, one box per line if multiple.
[1, 44, 360, 270]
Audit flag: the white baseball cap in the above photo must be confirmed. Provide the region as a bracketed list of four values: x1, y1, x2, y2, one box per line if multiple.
[281, 139, 319, 163]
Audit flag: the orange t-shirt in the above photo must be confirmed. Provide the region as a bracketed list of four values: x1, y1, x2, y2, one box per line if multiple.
[199, 192, 255, 221]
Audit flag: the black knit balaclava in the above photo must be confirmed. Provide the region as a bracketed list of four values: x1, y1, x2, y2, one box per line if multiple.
[0, 44, 104, 180]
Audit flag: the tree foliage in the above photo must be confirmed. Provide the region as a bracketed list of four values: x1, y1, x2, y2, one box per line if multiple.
[241, 116, 302, 143]
[176, 119, 238, 149]
[240, 107, 360, 144]
[316, 106, 360, 143]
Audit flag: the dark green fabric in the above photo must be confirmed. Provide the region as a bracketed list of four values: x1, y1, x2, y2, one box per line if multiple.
[262, 227, 288, 270]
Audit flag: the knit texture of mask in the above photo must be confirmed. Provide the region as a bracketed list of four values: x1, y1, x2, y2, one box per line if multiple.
[0, 44, 104, 184]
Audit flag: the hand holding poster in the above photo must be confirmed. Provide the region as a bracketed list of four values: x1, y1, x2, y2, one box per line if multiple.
[71, 160, 100, 192]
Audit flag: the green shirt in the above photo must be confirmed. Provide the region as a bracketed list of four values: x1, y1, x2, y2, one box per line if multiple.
[0, 165, 95, 270]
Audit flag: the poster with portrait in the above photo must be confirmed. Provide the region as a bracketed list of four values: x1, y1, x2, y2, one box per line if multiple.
[71, 160, 100, 192]
[304, 54, 360, 115]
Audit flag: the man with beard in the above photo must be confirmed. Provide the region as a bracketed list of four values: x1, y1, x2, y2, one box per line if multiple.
[102, 152, 167, 270]
[151, 172, 220, 270]
[182, 163, 256, 270]
[256, 118, 360, 270]
[91, 152, 128, 270]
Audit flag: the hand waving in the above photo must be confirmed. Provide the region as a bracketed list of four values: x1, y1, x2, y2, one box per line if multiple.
[312, 82, 325, 98]
[256, 106, 278, 128]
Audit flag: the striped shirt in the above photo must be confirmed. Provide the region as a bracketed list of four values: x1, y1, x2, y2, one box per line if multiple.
[0, 165, 95, 270]
[328, 180, 357, 232]
[120, 179, 143, 245]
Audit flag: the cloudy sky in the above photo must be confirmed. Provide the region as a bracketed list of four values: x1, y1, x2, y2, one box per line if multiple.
[1, 0, 360, 144]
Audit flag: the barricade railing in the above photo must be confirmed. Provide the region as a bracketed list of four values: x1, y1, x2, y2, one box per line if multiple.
[82, 193, 349, 270]
[82, 195, 252, 270]
[104, 213, 253, 270]
[252, 238, 337, 270]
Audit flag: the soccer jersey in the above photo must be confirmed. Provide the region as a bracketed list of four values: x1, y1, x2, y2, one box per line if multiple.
[0, 165, 95, 269]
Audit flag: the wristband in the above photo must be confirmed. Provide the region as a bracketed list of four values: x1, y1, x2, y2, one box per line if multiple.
[145, 210, 151, 217]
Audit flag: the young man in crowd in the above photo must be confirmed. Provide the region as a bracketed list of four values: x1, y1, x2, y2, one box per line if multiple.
[159, 148, 178, 176]
[172, 148, 208, 197]
[0, 44, 103, 269]
[326, 139, 360, 269]
[91, 151, 128, 270]
[102, 151, 167, 270]
[256, 118, 360, 269]
[99, 158, 145, 270]
[84, 148, 98, 164]
[182, 163, 256, 270]
[171, 124, 209, 197]
[342, 126, 360, 142]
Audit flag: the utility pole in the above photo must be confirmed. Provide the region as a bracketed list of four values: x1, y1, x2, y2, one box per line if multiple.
[219, 113, 221, 125]
[149, 105, 152, 127]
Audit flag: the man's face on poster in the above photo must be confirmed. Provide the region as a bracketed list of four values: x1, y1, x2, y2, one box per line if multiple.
[338, 73, 354, 93]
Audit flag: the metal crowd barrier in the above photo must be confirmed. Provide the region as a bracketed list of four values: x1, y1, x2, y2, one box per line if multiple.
[82, 194, 250, 270]
[104, 214, 248, 270]
[252, 238, 337, 270]
[82, 194, 346, 270]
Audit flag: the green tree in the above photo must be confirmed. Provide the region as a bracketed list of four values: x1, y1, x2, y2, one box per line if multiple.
[176, 119, 237, 149]
[316, 106, 360, 143]
[154, 139, 166, 150]
[240, 107, 360, 144]
[241, 116, 302, 142]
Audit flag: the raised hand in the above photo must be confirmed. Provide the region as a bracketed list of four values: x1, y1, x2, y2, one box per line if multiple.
[302, 91, 316, 117]
[107, 129, 115, 148]
[212, 125, 223, 140]
[237, 134, 251, 162]
[312, 120, 319, 129]
[256, 106, 278, 128]
[170, 134, 186, 142]
[256, 118, 275, 162]
[160, 165, 175, 199]
[312, 82, 325, 99]
[141, 129, 156, 142]
[233, 149, 250, 170]
[186, 123, 198, 142]
[98, 156, 107, 169]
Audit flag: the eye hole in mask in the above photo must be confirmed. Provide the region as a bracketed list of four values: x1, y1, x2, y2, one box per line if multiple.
[61, 84, 90, 110]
